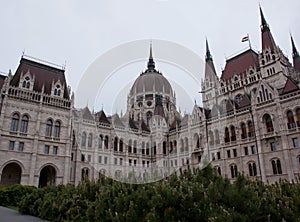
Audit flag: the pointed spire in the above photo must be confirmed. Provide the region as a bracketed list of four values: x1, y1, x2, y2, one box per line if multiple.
[147, 42, 156, 71]
[260, 6, 269, 32]
[204, 39, 218, 82]
[205, 39, 213, 62]
[291, 34, 300, 72]
[291, 34, 299, 58]
[259, 6, 276, 52]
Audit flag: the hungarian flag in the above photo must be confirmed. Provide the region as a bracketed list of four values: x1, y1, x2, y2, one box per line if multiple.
[242, 36, 249, 42]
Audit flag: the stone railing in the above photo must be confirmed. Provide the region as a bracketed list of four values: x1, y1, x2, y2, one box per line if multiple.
[7, 86, 71, 109]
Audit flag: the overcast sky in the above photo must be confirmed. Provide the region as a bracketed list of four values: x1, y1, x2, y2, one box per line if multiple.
[1, 0, 299, 114]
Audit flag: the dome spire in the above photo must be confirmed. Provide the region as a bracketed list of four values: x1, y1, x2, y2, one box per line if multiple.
[147, 42, 156, 71]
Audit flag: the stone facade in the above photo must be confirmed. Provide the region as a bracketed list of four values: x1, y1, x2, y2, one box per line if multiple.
[0, 58, 73, 187]
[1, 8, 300, 186]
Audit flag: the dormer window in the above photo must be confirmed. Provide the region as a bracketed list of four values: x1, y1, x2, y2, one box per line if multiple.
[51, 80, 64, 97]
[54, 84, 61, 96]
[22, 76, 30, 89]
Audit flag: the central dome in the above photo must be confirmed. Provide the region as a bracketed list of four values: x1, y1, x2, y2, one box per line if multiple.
[130, 71, 173, 95]
[126, 45, 177, 125]
[130, 46, 173, 96]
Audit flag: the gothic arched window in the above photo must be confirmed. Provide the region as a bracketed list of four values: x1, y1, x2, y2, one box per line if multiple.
[248, 162, 257, 176]
[45, 119, 53, 137]
[81, 132, 86, 147]
[241, 122, 247, 139]
[224, 127, 230, 143]
[264, 114, 274, 132]
[20, 115, 29, 133]
[230, 125, 236, 141]
[88, 133, 93, 147]
[230, 164, 238, 178]
[287, 110, 296, 129]
[54, 121, 61, 138]
[248, 121, 254, 137]
[11, 113, 20, 132]
[271, 159, 282, 175]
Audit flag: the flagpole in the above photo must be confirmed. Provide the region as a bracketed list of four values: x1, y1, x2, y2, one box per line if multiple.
[247, 33, 252, 50]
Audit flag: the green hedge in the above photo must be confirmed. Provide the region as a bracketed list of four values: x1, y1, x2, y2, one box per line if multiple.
[2, 166, 300, 221]
[0, 184, 36, 207]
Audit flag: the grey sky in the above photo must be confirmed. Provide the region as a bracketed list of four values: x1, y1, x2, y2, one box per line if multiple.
[1, 0, 299, 113]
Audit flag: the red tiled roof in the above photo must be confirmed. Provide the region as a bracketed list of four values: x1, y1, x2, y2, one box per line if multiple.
[0, 74, 6, 90]
[280, 77, 299, 95]
[221, 49, 259, 80]
[205, 60, 218, 81]
[262, 29, 276, 52]
[294, 57, 300, 73]
[10, 58, 69, 99]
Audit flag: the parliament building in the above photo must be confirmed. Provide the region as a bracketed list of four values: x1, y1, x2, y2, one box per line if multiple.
[0, 8, 300, 186]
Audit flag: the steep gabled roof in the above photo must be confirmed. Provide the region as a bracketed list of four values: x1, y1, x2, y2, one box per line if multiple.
[82, 107, 94, 121]
[280, 77, 299, 95]
[10, 58, 69, 99]
[96, 110, 111, 125]
[220, 49, 259, 80]
[112, 114, 125, 128]
[0, 74, 6, 90]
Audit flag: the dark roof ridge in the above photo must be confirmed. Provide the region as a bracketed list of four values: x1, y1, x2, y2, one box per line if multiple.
[226, 48, 258, 63]
[20, 57, 64, 74]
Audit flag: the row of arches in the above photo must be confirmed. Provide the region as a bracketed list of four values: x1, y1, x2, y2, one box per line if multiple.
[208, 122, 254, 146]
[214, 158, 283, 179]
[210, 109, 300, 145]
[0, 162, 56, 188]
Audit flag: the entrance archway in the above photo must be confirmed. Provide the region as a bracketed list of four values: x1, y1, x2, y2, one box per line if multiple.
[38, 165, 56, 187]
[0, 162, 22, 186]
